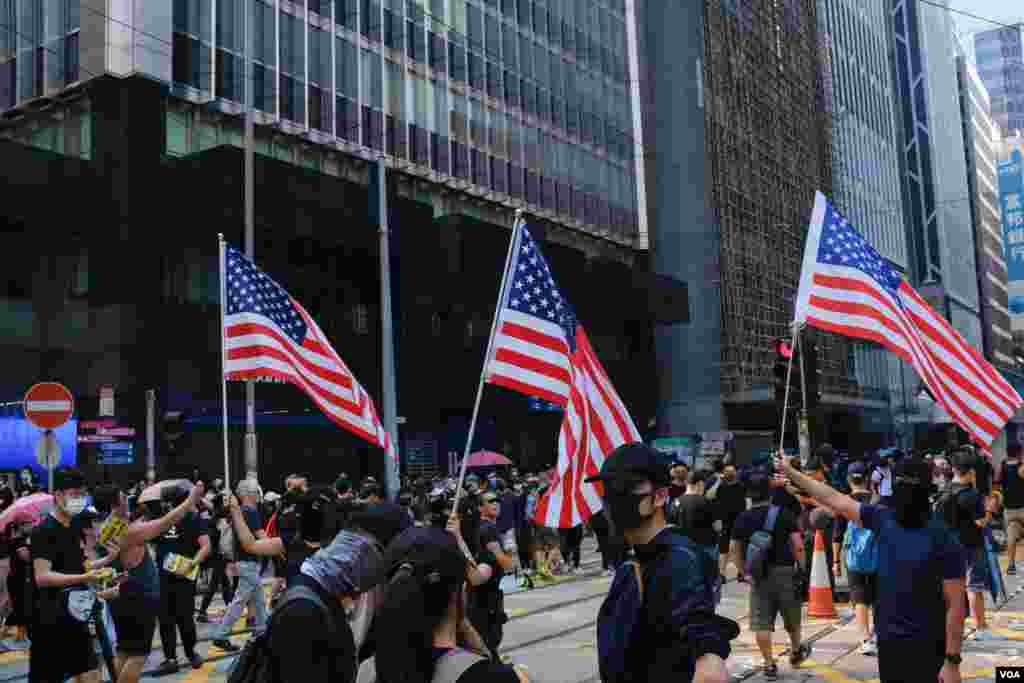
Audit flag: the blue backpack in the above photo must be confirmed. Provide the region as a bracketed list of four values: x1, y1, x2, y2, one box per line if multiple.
[844, 521, 878, 574]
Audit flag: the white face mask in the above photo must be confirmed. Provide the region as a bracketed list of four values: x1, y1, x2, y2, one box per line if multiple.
[62, 496, 88, 517]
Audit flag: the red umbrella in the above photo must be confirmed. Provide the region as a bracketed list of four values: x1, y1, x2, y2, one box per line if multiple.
[460, 451, 513, 468]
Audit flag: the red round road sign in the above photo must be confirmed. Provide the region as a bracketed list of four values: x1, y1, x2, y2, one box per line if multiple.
[23, 383, 75, 430]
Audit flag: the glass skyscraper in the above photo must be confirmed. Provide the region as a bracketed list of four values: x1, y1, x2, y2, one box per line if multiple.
[1, 0, 643, 242]
[974, 24, 1024, 139]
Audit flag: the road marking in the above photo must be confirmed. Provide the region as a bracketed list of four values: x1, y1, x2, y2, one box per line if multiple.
[178, 662, 217, 682]
[800, 660, 860, 683]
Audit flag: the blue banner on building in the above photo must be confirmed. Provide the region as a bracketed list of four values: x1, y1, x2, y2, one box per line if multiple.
[1001, 150, 1024, 313]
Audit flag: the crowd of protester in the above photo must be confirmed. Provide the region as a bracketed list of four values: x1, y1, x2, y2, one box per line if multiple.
[0, 438, 1014, 683]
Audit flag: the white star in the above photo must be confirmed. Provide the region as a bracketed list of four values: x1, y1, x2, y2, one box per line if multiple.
[526, 275, 534, 284]
[530, 304, 539, 313]
[515, 281, 524, 289]
[540, 298, 548, 307]
[534, 287, 541, 295]
[511, 298, 519, 306]
[519, 263, 528, 271]
[523, 291, 532, 300]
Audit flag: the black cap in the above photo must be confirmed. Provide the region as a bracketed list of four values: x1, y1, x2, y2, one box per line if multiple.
[584, 443, 671, 487]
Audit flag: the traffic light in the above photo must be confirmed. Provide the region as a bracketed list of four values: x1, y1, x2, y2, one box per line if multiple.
[773, 338, 802, 411]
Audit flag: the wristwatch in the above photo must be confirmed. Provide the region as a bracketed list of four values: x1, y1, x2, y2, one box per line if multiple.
[944, 654, 961, 666]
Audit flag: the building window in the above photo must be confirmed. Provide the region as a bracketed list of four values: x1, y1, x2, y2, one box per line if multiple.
[352, 304, 369, 335]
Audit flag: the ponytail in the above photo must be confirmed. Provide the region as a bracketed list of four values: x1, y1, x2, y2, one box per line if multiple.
[376, 566, 448, 683]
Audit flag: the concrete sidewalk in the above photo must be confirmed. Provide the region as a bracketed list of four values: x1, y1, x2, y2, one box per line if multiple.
[727, 555, 1024, 682]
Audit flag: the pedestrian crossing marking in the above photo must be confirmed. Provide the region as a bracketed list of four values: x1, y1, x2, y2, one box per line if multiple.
[990, 628, 1024, 640]
[800, 661, 860, 683]
[508, 608, 530, 618]
[179, 662, 218, 681]
[863, 668, 994, 683]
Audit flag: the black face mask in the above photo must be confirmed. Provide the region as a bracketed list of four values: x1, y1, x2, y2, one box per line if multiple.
[605, 493, 654, 531]
[668, 485, 684, 498]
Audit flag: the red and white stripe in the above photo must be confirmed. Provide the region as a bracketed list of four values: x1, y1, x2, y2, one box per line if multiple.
[796, 192, 1022, 448]
[487, 231, 639, 528]
[224, 299, 395, 460]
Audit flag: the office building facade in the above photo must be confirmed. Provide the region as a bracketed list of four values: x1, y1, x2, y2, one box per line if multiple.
[892, 0, 982, 349]
[957, 55, 1013, 368]
[974, 24, 1024, 139]
[817, 0, 909, 439]
[0, 0, 658, 483]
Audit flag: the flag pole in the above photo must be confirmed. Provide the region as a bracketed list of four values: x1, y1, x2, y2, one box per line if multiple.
[777, 321, 799, 456]
[218, 233, 231, 486]
[452, 209, 524, 514]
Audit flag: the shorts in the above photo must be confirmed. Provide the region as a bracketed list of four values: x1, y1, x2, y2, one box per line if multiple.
[847, 570, 876, 606]
[1007, 508, 1024, 544]
[110, 596, 159, 656]
[749, 565, 802, 633]
[29, 620, 98, 683]
[965, 544, 990, 594]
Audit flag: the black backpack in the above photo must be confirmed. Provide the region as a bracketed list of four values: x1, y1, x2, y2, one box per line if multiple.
[227, 584, 338, 683]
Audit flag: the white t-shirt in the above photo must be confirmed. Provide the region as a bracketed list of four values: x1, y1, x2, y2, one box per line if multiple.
[871, 466, 893, 497]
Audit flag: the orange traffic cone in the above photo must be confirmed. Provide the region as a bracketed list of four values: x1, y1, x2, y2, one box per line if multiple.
[807, 528, 837, 618]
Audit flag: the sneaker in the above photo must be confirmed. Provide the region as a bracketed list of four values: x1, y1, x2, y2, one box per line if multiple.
[212, 639, 240, 652]
[1009, 564, 1017, 576]
[790, 642, 812, 667]
[154, 660, 179, 676]
[763, 662, 779, 680]
[973, 629, 1006, 642]
[860, 639, 877, 656]
[188, 652, 204, 670]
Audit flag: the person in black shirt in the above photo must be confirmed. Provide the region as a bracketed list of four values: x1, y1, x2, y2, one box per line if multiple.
[997, 446, 1024, 575]
[198, 495, 236, 623]
[153, 503, 211, 674]
[471, 492, 515, 657]
[730, 475, 809, 680]
[673, 469, 720, 550]
[6, 520, 32, 645]
[29, 468, 107, 683]
[936, 451, 998, 642]
[362, 527, 528, 683]
[715, 464, 748, 582]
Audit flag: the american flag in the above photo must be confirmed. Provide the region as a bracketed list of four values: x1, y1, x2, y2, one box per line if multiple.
[222, 244, 395, 460]
[795, 192, 1022, 447]
[486, 222, 640, 528]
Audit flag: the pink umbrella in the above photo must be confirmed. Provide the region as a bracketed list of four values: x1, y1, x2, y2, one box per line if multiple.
[461, 451, 513, 468]
[0, 493, 53, 531]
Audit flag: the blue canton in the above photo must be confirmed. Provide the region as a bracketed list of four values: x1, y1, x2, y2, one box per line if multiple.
[815, 203, 903, 297]
[506, 226, 579, 352]
[224, 244, 308, 345]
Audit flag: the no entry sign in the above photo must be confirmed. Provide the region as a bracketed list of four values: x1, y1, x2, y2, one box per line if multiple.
[23, 383, 75, 430]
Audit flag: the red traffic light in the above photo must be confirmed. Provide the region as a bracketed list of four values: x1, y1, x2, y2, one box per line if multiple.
[774, 339, 793, 359]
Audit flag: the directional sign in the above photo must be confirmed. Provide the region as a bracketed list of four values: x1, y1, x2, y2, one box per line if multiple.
[78, 434, 116, 444]
[98, 427, 136, 437]
[23, 383, 74, 430]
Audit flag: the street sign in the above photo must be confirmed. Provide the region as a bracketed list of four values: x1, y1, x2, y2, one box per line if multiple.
[98, 427, 136, 437]
[80, 420, 116, 431]
[78, 434, 116, 444]
[23, 383, 74, 430]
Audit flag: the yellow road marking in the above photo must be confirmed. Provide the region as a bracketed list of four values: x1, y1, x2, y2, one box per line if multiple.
[991, 628, 1024, 640]
[178, 662, 217, 682]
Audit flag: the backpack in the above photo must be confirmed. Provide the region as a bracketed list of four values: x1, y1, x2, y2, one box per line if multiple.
[227, 584, 338, 683]
[218, 518, 236, 560]
[356, 648, 489, 683]
[744, 506, 780, 582]
[843, 521, 878, 574]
